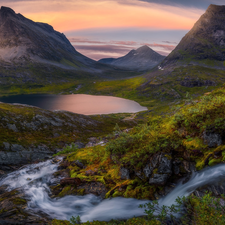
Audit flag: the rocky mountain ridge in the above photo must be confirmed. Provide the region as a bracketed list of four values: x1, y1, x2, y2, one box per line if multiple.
[0, 6, 97, 69]
[162, 4, 225, 68]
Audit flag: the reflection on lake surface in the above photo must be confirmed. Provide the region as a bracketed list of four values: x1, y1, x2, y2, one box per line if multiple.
[0, 94, 148, 115]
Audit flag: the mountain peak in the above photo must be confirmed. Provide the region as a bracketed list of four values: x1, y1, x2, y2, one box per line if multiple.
[99, 45, 165, 71]
[137, 45, 150, 50]
[0, 6, 16, 15]
[206, 4, 225, 13]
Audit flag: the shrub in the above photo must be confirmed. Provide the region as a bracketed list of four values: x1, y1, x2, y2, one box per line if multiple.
[54, 143, 79, 156]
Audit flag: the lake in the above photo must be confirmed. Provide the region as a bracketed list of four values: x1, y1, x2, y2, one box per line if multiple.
[0, 94, 148, 115]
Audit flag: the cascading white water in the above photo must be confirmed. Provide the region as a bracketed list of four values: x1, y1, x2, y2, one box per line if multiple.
[1, 159, 225, 222]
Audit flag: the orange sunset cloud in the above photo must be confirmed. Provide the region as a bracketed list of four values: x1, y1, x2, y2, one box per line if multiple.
[19, 1, 201, 32]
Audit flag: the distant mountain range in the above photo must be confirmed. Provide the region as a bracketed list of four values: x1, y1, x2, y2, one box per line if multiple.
[0, 6, 140, 85]
[99, 45, 165, 71]
[162, 4, 225, 68]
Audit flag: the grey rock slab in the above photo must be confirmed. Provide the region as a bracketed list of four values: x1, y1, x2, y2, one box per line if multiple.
[7, 124, 18, 132]
[143, 163, 153, 178]
[11, 144, 25, 152]
[3, 142, 10, 150]
[0, 151, 52, 165]
[120, 167, 130, 180]
[149, 174, 169, 186]
[158, 155, 172, 174]
[202, 130, 222, 147]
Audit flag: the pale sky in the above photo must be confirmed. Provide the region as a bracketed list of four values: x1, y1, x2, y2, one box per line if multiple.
[1, 0, 225, 60]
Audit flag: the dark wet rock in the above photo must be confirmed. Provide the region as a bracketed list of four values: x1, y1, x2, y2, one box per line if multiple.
[60, 178, 81, 186]
[154, 192, 161, 200]
[149, 174, 169, 186]
[214, 150, 222, 158]
[182, 160, 191, 173]
[135, 170, 144, 180]
[0, 151, 53, 165]
[78, 182, 108, 198]
[190, 162, 196, 173]
[2, 142, 10, 150]
[202, 129, 222, 148]
[173, 159, 181, 175]
[180, 79, 216, 87]
[191, 149, 204, 157]
[58, 160, 70, 169]
[74, 141, 85, 149]
[85, 137, 98, 147]
[7, 124, 18, 132]
[143, 164, 153, 178]
[0, 187, 49, 224]
[148, 154, 172, 185]
[74, 160, 86, 169]
[158, 155, 172, 174]
[11, 144, 25, 152]
[194, 183, 225, 198]
[85, 169, 98, 176]
[120, 167, 130, 180]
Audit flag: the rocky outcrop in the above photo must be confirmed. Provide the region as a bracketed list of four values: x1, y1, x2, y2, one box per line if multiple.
[202, 129, 222, 148]
[120, 167, 130, 180]
[180, 79, 216, 87]
[0, 187, 49, 224]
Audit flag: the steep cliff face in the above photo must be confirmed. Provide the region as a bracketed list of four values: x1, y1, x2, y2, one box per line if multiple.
[162, 4, 225, 66]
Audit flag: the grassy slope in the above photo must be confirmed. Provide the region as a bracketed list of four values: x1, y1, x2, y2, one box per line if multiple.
[2, 63, 225, 224]
[0, 103, 136, 150]
[51, 85, 225, 224]
[0, 63, 140, 97]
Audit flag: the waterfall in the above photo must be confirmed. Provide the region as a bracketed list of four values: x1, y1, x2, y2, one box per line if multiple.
[1, 158, 225, 222]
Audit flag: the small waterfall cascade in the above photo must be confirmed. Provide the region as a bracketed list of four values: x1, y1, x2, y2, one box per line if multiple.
[1, 159, 225, 222]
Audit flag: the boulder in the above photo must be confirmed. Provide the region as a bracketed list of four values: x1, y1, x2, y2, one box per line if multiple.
[149, 174, 170, 186]
[145, 153, 172, 186]
[202, 130, 222, 148]
[7, 124, 18, 132]
[74, 160, 86, 169]
[158, 155, 172, 174]
[120, 167, 130, 180]
[143, 164, 153, 178]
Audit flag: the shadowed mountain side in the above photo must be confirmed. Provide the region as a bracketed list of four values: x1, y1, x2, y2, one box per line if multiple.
[161, 4, 225, 69]
[99, 45, 165, 71]
[0, 6, 140, 85]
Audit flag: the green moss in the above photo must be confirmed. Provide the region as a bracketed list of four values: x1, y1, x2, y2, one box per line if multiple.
[152, 168, 158, 175]
[112, 190, 124, 198]
[208, 158, 222, 166]
[0, 208, 7, 214]
[76, 189, 85, 196]
[58, 186, 72, 197]
[12, 198, 27, 205]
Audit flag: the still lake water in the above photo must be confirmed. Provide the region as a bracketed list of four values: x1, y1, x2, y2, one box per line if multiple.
[0, 94, 148, 115]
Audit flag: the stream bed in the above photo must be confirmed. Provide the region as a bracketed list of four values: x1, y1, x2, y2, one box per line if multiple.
[1, 158, 225, 222]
